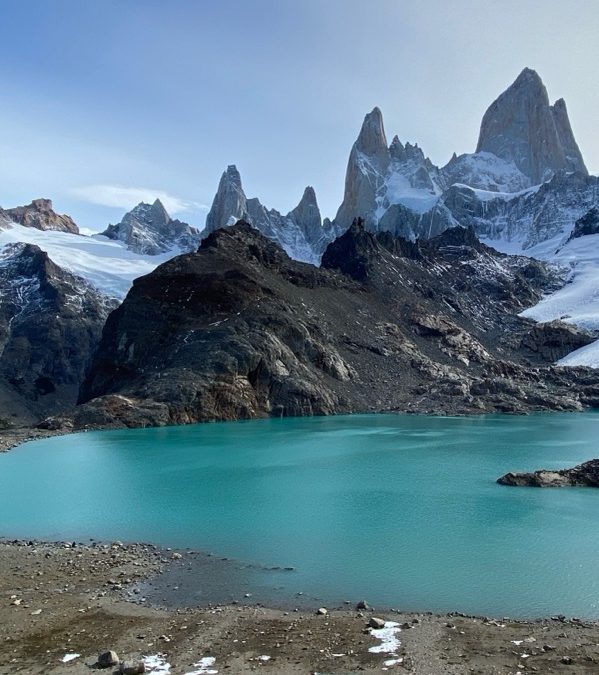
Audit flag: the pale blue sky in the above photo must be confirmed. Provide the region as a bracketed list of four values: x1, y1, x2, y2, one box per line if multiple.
[0, 0, 597, 230]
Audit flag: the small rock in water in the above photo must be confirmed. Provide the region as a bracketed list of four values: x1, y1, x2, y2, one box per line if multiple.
[316, 607, 328, 615]
[98, 650, 120, 668]
[356, 600, 371, 610]
[369, 617, 386, 629]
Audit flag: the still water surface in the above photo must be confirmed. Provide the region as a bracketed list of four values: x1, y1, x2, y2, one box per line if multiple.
[2, 413, 599, 617]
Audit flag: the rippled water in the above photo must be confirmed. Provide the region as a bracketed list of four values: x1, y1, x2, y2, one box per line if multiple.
[2, 412, 599, 617]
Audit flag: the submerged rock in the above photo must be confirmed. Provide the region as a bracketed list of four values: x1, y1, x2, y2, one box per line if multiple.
[497, 459, 599, 487]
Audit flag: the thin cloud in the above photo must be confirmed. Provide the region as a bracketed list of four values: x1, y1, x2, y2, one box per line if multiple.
[70, 184, 208, 215]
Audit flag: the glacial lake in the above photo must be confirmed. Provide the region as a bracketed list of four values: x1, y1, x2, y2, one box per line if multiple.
[2, 412, 599, 618]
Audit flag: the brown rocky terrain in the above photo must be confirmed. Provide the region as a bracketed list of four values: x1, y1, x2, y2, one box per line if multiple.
[1, 198, 79, 234]
[38, 219, 599, 431]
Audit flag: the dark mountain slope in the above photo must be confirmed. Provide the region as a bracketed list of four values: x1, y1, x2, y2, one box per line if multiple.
[45, 220, 599, 430]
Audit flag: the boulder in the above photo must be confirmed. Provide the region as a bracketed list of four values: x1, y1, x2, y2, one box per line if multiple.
[369, 617, 386, 629]
[98, 650, 120, 668]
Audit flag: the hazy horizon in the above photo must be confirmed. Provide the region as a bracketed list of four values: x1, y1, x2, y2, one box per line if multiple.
[0, 0, 597, 231]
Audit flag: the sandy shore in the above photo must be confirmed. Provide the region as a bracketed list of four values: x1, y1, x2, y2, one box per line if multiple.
[1, 540, 599, 674]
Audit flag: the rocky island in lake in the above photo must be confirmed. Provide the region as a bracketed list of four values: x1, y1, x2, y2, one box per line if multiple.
[498, 458, 599, 487]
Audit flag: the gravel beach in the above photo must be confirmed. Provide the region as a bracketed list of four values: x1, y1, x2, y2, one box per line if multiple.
[1, 539, 599, 674]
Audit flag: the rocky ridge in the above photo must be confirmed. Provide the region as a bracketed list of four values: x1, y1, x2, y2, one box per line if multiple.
[41, 221, 599, 431]
[100, 199, 201, 255]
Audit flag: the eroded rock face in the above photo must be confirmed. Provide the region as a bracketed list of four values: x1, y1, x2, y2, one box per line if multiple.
[46, 221, 599, 430]
[2, 199, 79, 234]
[0, 243, 115, 424]
[476, 68, 587, 183]
[498, 459, 599, 487]
[100, 199, 200, 255]
[521, 320, 595, 362]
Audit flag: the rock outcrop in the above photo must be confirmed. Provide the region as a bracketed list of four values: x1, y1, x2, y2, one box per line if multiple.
[0, 243, 115, 424]
[1, 199, 79, 234]
[565, 207, 599, 244]
[45, 221, 599, 430]
[203, 165, 334, 263]
[476, 68, 587, 184]
[498, 459, 599, 487]
[100, 199, 200, 255]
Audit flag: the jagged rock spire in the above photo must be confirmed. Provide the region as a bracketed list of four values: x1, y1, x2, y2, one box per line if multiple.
[204, 165, 249, 236]
[476, 67, 587, 183]
[354, 107, 389, 164]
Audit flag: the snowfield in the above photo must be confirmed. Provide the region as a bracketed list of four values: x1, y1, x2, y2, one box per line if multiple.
[484, 229, 599, 368]
[0, 222, 177, 299]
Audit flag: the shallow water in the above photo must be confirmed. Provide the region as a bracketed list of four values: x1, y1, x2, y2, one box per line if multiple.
[2, 412, 599, 617]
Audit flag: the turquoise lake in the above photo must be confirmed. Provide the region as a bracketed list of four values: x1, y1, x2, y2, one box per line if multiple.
[2, 412, 599, 618]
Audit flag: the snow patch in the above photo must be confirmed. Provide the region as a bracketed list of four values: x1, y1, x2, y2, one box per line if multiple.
[184, 656, 218, 674]
[143, 653, 171, 674]
[61, 653, 80, 663]
[368, 620, 401, 655]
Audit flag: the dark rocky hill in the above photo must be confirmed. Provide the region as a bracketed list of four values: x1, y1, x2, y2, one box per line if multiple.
[0, 243, 115, 425]
[45, 220, 599, 430]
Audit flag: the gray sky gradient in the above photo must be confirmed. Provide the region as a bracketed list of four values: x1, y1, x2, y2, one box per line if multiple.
[0, 0, 597, 231]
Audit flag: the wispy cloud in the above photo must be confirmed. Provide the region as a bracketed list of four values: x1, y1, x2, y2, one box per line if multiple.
[70, 184, 208, 215]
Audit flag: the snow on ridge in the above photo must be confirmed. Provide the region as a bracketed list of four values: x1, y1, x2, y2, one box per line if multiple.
[0, 221, 179, 300]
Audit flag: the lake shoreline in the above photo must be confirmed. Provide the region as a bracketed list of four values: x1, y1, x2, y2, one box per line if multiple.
[2, 538, 599, 673]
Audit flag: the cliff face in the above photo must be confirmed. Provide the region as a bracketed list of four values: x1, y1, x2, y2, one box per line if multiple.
[476, 68, 587, 183]
[45, 221, 599, 430]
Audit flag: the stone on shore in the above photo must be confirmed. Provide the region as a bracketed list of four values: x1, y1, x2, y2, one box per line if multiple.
[369, 617, 386, 629]
[98, 650, 120, 668]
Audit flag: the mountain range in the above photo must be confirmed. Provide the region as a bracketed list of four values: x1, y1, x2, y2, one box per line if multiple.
[1, 67, 598, 428]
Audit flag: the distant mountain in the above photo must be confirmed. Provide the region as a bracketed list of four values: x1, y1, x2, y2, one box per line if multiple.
[203, 164, 335, 264]
[201, 69, 597, 267]
[100, 198, 201, 255]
